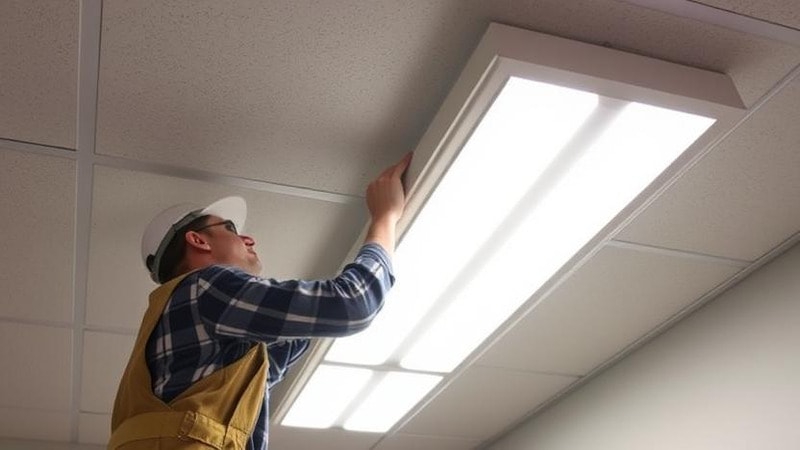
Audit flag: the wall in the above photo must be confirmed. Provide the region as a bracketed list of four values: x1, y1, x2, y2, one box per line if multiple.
[490, 243, 800, 450]
[0, 439, 102, 450]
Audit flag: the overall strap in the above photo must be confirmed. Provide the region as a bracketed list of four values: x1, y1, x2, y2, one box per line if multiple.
[109, 272, 268, 450]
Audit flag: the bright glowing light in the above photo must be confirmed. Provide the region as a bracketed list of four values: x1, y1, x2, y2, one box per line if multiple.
[281, 365, 373, 428]
[286, 76, 716, 432]
[400, 102, 715, 372]
[343, 372, 442, 432]
[325, 77, 599, 366]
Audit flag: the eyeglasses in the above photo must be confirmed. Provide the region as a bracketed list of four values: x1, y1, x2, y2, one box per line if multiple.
[194, 220, 238, 235]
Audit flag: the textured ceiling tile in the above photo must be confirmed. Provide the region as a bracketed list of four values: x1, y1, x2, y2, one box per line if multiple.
[80, 332, 135, 414]
[0, 409, 72, 442]
[96, 0, 464, 195]
[374, 434, 481, 450]
[85, 165, 366, 330]
[695, 0, 800, 30]
[476, 245, 740, 375]
[269, 426, 382, 450]
[95, 0, 798, 195]
[401, 366, 575, 440]
[0, 149, 75, 323]
[617, 76, 800, 261]
[0, 0, 78, 148]
[489, 244, 800, 450]
[0, 323, 72, 410]
[78, 413, 111, 446]
[478, 0, 800, 107]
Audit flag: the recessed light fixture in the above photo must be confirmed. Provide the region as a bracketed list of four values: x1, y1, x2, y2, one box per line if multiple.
[278, 23, 744, 431]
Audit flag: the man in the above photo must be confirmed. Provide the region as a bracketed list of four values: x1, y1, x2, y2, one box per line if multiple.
[109, 154, 411, 449]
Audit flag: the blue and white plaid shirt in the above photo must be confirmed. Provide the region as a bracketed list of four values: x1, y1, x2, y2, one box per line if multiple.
[145, 243, 394, 450]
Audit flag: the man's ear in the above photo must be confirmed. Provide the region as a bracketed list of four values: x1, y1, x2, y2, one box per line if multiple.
[185, 230, 212, 252]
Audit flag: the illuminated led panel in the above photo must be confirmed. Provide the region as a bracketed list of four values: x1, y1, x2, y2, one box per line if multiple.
[400, 102, 715, 372]
[281, 365, 373, 428]
[343, 372, 442, 432]
[276, 24, 743, 433]
[324, 77, 599, 366]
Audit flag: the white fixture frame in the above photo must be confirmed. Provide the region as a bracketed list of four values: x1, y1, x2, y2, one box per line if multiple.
[273, 22, 746, 434]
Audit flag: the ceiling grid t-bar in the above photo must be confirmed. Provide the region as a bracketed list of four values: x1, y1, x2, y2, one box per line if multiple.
[71, 0, 103, 442]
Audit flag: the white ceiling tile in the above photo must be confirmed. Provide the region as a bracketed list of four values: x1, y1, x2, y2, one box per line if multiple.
[85, 165, 365, 330]
[93, 1, 799, 197]
[694, 0, 800, 29]
[78, 413, 110, 446]
[476, 245, 740, 375]
[95, 0, 444, 195]
[0, 149, 75, 323]
[268, 425, 382, 450]
[375, 433, 480, 450]
[80, 332, 136, 414]
[0, 408, 71, 442]
[0, 323, 72, 410]
[480, 0, 800, 106]
[401, 366, 575, 440]
[0, 0, 78, 148]
[617, 77, 800, 261]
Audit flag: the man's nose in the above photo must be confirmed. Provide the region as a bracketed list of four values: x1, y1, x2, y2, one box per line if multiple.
[241, 235, 256, 247]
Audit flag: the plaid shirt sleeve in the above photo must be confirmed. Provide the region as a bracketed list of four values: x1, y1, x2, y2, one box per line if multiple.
[195, 243, 395, 340]
[265, 339, 310, 389]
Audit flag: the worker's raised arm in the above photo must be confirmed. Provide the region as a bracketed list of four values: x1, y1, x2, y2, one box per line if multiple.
[364, 152, 412, 258]
[194, 243, 394, 339]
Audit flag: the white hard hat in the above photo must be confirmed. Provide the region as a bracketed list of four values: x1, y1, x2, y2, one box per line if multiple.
[141, 196, 247, 283]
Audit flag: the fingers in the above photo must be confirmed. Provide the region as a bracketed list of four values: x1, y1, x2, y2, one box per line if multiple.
[392, 152, 412, 177]
[380, 152, 412, 179]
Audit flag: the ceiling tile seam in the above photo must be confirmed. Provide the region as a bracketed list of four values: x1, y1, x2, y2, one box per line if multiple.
[92, 153, 363, 205]
[78, 407, 113, 416]
[685, 0, 800, 32]
[71, 0, 102, 443]
[0, 137, 77, 158]
[604, 60, 800, 248]
[385, 432, 481, 441]
[622, 0, 800, 45]
[82, 324, 137, 336]
[0, 316, 73, 330]
[470, 364, 583, 379]
[477, 229, 800, 450]
[78, 411, 109, 417]
[0, 136, 364, 206]
[369, 430, 490, 443]
[605, 239, 752, 267]
[0, 401, 74, 413]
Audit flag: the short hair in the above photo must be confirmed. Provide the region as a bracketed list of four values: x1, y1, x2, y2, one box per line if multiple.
[151, 215, 209, 283]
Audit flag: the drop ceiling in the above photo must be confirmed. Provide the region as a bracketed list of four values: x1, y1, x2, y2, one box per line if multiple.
[0, 1, 798, 449]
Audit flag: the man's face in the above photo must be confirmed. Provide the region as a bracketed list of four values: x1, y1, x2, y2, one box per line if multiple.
[198, 215, 263, 275]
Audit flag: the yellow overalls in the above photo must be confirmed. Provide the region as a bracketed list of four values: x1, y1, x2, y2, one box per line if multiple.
[109, 273, 269, 449]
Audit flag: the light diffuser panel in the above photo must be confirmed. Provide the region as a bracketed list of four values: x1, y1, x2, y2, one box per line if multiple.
[324, 77, 598, 366]
[343, 372, 442, 432]
[400, 101, 715, 372]
[281, 365, 373, 428]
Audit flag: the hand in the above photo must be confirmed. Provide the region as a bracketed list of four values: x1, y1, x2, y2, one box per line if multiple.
[365, 153, 412, 256]
[366, 152, 412, 226]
